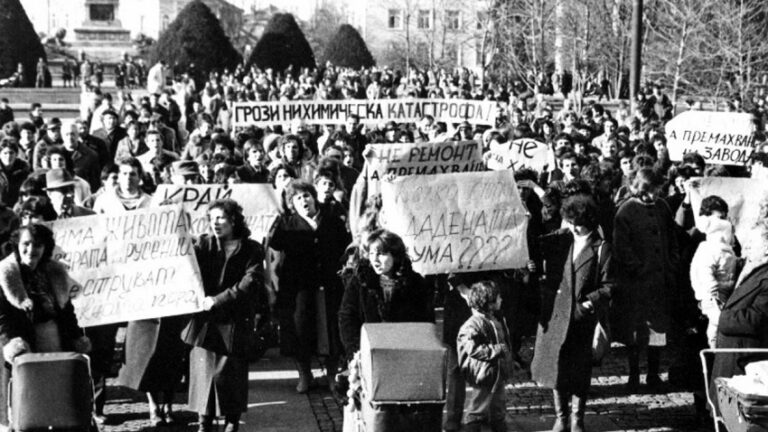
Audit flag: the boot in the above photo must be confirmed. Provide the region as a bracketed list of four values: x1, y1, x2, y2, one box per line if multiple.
[324, 356, 338, 391]
[646, 347, 662, 389]
[626, 346, 640, 391]
[197, 415, 213, 432]
[296, 361, 312, 394]
[571, 394, 586, 432]
[552, 390, 570, 432]
[223, 414, 240, 432]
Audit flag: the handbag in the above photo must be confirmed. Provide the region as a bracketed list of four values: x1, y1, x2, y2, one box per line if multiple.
[591, 241, 611, 363]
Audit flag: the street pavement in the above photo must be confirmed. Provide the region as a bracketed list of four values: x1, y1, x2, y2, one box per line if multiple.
[100, 340, 715, 432]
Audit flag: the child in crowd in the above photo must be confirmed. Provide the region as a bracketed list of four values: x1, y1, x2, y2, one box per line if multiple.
[690, 216, 739, 348]
[457, 281, 511, 432]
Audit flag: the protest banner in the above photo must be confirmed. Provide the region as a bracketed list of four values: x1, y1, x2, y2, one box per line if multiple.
[48, 205, 205, 327]
[150, 184, 280, 241]
[689, 177, 768, 245]
[380, 170, 530, 275]
[233, 99, 498, 127]
[485, 138, 551, 171]
[666, 111, 757, 165]
[364, 140, 485, 182]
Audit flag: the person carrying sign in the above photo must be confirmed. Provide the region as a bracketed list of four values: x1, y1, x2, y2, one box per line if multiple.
[182, 199, 266, 432]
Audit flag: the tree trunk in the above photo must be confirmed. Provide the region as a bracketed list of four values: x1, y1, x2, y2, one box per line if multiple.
[671, 20, 688, 110]
[554, 0, 564, 73]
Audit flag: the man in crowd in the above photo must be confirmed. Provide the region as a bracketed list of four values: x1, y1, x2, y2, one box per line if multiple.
[62, 120, 101, 191]
[92, 109, 128, 161]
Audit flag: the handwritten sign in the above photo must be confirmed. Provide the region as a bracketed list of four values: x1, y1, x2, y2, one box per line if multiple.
[49, 205, 205, 327]
[380, 170, 530, 275]
[150, 184, 281, 242]
[485, 138, 550, 171]
[233, 99, 498, 127]
[689, 177, 768, 245]
[666, 111, 757, 165]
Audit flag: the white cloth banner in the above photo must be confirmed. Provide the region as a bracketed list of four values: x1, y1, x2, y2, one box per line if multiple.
[233, 99, 498, 127]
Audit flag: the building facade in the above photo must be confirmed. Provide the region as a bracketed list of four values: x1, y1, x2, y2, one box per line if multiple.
[344, 0, 486, 71]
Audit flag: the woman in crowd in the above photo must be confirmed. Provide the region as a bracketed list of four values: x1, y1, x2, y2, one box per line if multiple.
[338, 229, 434, 357]
[269, 180, 350, 393]
[183, 199, 266, 432]
[710, 193, 768, 413]
[612, 167, 679, 390]
[268, 135, 316, 182]
[531, 194, 614, 432]
[0, 224, 91, 428]
[0, 139, 31, 207]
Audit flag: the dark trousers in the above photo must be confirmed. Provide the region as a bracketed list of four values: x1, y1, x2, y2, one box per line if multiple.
[85, 324, 120, 415]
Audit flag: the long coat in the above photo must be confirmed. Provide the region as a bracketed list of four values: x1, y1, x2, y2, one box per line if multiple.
[116, 315, 188, 392]
[611, 196, 679, 346]
[182, 234, 265, 415]
[337, 263, 434, 357]
[710, 263, 768, 413]
[531, 230, 614, 393]
[269, 209, 350, 358]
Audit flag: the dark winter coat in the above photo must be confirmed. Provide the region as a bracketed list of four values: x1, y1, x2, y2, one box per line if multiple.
[338, 263, 434, 356]
[531, 230, 614, 392]
[611, 196, 679, 346]
[269, 209, 350, 357]
[710, 263, 768, 413]
[182, 234, 265, 358]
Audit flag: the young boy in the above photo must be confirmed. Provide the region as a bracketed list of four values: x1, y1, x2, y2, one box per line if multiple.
[457, 281, 511, 432]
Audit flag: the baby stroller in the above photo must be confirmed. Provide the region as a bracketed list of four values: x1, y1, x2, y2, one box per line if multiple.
[9, 353, 98, 432]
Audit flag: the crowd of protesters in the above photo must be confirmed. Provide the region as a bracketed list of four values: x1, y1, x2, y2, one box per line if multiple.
[0, 59, 767, 432]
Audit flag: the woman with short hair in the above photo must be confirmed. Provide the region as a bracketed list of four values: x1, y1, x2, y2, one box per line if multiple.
[532, 194, 614, 432]
[0, 224, 91, 428]
[183, 199, 266, 432]
[269, 180, 350, 393]
[338, 229, 434, 356]
[612, 167, 679, 390]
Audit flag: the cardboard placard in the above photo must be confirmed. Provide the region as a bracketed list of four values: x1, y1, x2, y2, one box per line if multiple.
[485, 138, 551, 171]
[49, 205, 205, 327]
[233, 99, 498, 127]
[150, 184, 281, 242]
[380, 170, 530, 274]
[666, 111, 757, 165]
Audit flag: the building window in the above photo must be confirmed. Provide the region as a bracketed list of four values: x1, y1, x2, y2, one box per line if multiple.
[89, 4, 115, 21]
[162, 15, 170, 31]
[446, 10, 460, 30]
[417, 10, 431, 29]
[388, 9, 402, 29]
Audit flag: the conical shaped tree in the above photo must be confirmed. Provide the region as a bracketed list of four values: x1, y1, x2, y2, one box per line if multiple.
[322, 24, 375, 69]
[248, 13, 315, 74]
[150, 0, 241, 89]
[0, 0, 46, 87]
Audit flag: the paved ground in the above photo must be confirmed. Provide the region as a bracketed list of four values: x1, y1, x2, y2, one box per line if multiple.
[99, 339, 717, 432]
